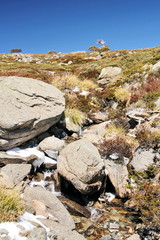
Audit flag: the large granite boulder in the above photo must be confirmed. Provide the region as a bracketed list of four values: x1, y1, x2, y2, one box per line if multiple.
[0, 76, 65, 150]
[57, 138, 105, 194]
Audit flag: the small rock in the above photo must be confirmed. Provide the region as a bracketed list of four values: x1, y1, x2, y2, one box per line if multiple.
[99, 235, 111, 240]
[131, 147, 155, 171]
[38, 135, 65, 153]
[151, 60, 160, 72]
[126, 233, 141, 240]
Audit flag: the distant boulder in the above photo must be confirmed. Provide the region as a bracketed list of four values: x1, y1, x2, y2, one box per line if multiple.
[0, 76, 65, 150]
[98, 66, 122, 85]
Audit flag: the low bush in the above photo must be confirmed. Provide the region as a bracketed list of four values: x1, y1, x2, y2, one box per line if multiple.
[130, 72, 160, 108]
[98, 136, 133, 163]
[128, 167, 160, 230]
[136, 124, 160, 147]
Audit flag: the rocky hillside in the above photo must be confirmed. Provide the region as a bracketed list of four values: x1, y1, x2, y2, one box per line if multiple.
[0, 47, 159, 240]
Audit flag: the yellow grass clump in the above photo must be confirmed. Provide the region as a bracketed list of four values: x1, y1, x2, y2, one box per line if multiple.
[52, 73, 97, 91]
[0, 188, 24, 222]
[64, 107, 85, 126]
[114, 87, 131, 102]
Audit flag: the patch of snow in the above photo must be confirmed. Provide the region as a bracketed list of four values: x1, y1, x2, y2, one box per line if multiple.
[6, 147, 45, 171]
[20, 212, 49, 232]
[0, 212, 47, 240]
[109, 153, 119, 160]
[44, 156, 57, 165]
[29, 180, 46, 188]
[79, 90, 90, 96]
[105, 192, 116, 202]
[130, 178, 138, 188]
[43, 170, 52, 179]
[104, 168, 108, 176]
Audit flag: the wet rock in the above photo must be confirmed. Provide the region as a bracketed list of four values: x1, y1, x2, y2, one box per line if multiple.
[0, 164, 31, 188]
[130, 147, 155, 171]
[37, 132, 51, 142]
[57, 138, 105, 194]
[23, 186, 75, 230]
[58, 196, 91, 218]
[0, 76, 65, 150]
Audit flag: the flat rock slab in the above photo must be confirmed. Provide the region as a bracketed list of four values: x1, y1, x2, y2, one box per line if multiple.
[23, 186, 75, 230]
[0, 76, 65, 150]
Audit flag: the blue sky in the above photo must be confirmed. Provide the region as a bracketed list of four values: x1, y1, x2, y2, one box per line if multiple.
[0, 0, 160, 53]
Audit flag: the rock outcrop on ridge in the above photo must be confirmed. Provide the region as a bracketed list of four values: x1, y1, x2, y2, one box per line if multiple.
[0, 76, 65, 150]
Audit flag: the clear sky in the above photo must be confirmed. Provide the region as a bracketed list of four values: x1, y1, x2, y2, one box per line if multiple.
[0, 0, 160, 53]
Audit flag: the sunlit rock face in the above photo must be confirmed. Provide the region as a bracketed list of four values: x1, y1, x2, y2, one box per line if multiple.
[0, 76, 65, 150]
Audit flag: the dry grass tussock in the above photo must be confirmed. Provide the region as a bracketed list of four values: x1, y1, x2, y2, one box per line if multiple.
[64, 107, 86, 126]
[0, 188, 24, 222]
[51, 73, 97, 91]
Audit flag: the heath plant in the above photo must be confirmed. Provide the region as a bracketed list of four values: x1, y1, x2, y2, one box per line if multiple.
[136, 123, 160, 147]
[104, 123, 138, 158]
[0, 188, 24, 222]
[128, 166, 160, 230]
